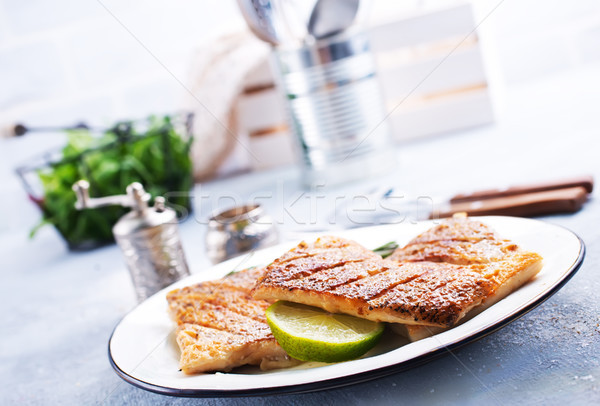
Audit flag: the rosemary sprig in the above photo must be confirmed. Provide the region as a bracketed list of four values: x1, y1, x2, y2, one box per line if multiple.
[372, 241, 399, 259]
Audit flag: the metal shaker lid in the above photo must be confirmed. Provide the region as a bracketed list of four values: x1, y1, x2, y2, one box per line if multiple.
[112, 199, 176, 237]
[72, 180, 177, 237]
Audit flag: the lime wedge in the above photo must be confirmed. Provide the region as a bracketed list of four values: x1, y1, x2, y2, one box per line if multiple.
[265, 301, 385, 363]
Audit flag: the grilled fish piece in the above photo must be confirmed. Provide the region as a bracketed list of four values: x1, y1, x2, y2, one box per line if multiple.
[388, 216, 543, 340]
[167, 267, 297, 374]
[252, 218, 543, 334]
[388, 216, 517, 265]
[252, 236, 497, 328]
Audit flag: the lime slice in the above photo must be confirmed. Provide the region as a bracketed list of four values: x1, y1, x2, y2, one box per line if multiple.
[265, 301, 385, 363]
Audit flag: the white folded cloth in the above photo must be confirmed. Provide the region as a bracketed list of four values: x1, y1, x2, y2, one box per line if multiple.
[186, 31, 270, 181]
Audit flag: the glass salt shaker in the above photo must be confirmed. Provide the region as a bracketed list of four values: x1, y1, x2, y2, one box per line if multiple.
[205, 204, 279, 264]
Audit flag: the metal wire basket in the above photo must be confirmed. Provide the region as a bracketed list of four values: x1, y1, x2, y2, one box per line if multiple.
[16, 113, 195, 250]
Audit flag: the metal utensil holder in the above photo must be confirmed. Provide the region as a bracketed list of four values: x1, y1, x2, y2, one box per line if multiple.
[272, 30, 396, 186]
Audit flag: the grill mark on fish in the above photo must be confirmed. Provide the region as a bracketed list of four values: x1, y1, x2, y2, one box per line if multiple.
[405, 219, 499, 244]
[385, 217, 543, 339]
[275, 259, 385, 293]
[252, 222, 541, 329]
[174, 293, 270, 327]
[259, 247, 377, 286]
[368, 266, 493, 326]
[270, 237, 369, 267]
[167, 267, 298, 374]
[391, 239, 517, 265]
[252, 236, 492, 327]
[331, 262, 428, 301]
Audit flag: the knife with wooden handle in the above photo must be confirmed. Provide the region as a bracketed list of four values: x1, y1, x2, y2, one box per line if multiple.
[432, 186, 590, 219]
[449, 176, 594, 203]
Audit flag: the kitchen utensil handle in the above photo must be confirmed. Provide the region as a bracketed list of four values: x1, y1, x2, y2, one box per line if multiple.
[449, 176, 594, 203]
[432, 186, 589, 219]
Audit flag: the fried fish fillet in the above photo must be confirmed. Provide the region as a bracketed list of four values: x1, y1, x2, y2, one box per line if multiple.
[388, 216, 516, 265]
[167, 267, 297, 374]
[252, 236, 497, 328]
[252, 218, 543, 335]
[388, 216, 543, 340]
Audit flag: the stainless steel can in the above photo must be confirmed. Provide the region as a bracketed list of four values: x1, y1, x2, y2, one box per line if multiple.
[205, 204, 279, 264]
[272, 30, 396, 186]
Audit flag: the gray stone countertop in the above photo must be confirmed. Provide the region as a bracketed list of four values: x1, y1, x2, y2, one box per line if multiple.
[1, 64, 599, 405]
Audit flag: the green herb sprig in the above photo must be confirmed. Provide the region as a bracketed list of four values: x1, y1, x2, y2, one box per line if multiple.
[372, 241, 399, 259]
[31, 115, 193, 249]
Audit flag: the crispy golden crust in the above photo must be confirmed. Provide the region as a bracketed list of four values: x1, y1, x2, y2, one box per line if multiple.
[366, 264, 494, 326]
[167, 267, 297, 374]
[391, 253, 543, 341]
[167, 269, 270, 325]
[252, 220, 543, 332]
[389, 217, 543, 291]
[387, 217, 543, 340]
[252, 236, 495, 327]
[388, 217, 518, 265]
[405, 217, 500, 244]
[175, 323, 288, 374]
[388, 239, 513, 265]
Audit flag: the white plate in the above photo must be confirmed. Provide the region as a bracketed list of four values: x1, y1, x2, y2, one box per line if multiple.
[109, 216, 584, 397]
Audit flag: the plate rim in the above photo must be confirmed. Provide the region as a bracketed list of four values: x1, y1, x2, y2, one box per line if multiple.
[108, 219, 586, 398]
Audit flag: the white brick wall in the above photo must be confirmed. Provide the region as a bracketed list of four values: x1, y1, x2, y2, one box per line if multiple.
[0, 0, 599, 137]
[473, 0, 600, 84]
[578, 24, 600, 64]
[0, 42, 67, 109]
[0, 0, 245, 132]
